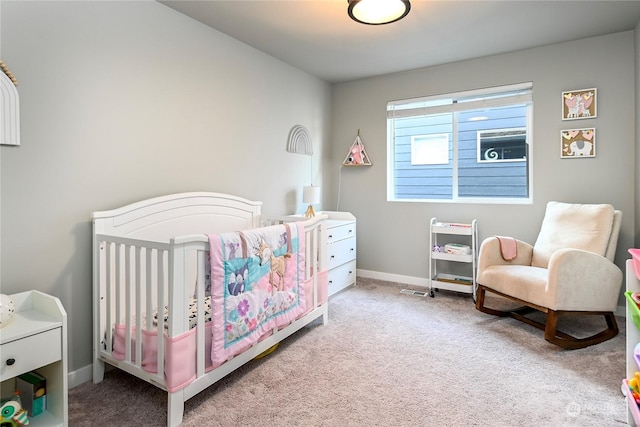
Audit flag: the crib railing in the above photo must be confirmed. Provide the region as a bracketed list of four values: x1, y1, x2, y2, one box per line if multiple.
[94, 234, 173, 387]
[93, 214, 327, 391]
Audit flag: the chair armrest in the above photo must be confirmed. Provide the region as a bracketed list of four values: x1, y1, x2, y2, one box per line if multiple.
[546, 248, 623, 311]
[477, 236, 534, 272]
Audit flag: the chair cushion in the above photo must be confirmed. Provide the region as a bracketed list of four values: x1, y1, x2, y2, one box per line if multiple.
[478, 264, 549, 307]
[531, 202, 614, 268]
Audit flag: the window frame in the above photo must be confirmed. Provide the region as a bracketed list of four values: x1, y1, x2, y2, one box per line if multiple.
[386, 82, 533, 204]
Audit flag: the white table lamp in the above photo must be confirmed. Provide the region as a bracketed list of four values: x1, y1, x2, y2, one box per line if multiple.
[303, 186, 320, 218]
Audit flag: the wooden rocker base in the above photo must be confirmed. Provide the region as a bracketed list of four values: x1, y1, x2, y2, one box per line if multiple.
[475, 284, 618, 350]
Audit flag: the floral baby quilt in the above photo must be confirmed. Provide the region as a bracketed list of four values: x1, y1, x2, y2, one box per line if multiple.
[207, 222, 306, 366]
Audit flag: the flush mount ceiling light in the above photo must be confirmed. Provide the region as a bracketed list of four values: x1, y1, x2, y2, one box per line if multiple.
[347, 0, 411, 25]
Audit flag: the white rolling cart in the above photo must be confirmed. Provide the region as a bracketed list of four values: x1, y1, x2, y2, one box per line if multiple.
[428, 218, 478, 300]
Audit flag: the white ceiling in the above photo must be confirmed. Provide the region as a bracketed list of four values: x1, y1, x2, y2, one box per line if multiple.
[160, 0, 640, 83]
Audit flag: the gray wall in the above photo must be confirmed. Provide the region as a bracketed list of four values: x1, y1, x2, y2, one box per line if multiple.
[0, 1, 331, 375]
[331, 32, 636, 293]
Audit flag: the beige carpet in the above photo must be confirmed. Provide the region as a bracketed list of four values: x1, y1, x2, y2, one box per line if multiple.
[69, 277, 627, 426]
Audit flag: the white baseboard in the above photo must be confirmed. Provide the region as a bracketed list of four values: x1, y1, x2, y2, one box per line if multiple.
[68, 364, 93, 389]
[357, 268, 627, 317]
[357, 269, 429, 288]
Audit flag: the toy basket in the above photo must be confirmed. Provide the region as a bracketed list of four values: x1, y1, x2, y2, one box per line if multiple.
[625, 291, 640, 332]
[625, 378, 640, 425]
[629, 248, 640, 280]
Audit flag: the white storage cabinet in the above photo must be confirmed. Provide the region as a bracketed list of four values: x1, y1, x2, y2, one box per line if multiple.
[428, 218, 478, 299]
[0, 291, 68, 426]
[321, 211, 357, 296]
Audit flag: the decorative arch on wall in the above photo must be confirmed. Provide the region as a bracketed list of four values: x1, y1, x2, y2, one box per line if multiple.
[0, 60, 20, 146]
[287, 125, 312, 155]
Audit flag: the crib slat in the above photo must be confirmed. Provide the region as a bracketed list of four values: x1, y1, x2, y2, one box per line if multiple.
[124, 244, 132, 363]
[115, 244, 122, 341]
[146, 249, 153, 331]
[168, 244, 187, 336]
[134, 246, 143, 370]
[156, 249, 166, 382]
[105, 242, 112, 357]
[196, 249, 206, 378]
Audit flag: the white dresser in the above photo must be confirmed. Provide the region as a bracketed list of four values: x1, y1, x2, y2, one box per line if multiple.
[0, 291, 68, 427]
[320, 211, 357, 296]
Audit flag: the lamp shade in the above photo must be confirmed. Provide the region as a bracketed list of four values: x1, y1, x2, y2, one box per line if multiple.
[303, 186, 320, 205]
[348, 0, 411, 25]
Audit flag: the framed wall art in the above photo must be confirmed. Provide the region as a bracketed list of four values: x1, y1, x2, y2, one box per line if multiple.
[562, 88, 596, 120]
[561, 128, 596, 158]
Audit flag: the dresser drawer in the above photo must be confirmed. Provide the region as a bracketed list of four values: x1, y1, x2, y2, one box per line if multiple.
[328, 260, 356, 295]
[0, 328, 62, 381]
[327, 222, 356, 244]
[328, 237, 356, 268]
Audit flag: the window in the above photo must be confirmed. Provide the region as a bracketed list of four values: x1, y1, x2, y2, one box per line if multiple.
[477, 128, 526, 163]
[387, 83, 532, 202]
[411, 134, 449, 165]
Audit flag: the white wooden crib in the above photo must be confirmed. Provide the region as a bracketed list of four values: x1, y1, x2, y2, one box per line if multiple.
[92, 192, 328, 426]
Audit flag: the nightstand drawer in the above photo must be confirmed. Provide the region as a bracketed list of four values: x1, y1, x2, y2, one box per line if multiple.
[0, 328, 62, 381]
[327, 223, 356, 244]
[328, 237, 356, 268]
[328, 260, 356, 295]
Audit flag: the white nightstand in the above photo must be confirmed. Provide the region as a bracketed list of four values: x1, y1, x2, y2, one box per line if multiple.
[0, 291, 68, 426]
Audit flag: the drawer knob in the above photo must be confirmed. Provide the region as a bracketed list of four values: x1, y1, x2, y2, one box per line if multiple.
[6, 358, 15, 366]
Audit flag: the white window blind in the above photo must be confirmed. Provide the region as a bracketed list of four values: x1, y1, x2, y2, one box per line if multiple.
[387, 82, 533, 119]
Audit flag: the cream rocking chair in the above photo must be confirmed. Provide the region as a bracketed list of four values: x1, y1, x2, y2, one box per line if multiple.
[475, 201, 623, 349]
